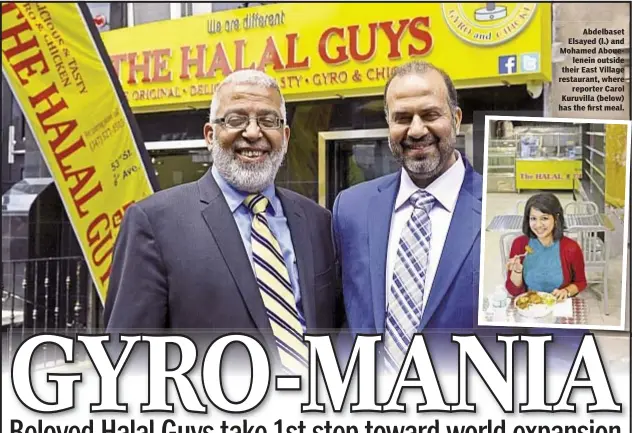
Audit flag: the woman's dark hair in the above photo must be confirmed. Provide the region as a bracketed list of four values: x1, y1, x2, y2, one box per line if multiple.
[522, 193, 566, 241]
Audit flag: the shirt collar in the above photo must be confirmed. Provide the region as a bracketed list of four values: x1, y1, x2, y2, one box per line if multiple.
[211, 165, 279, 215]
[395, 151, 466, 212]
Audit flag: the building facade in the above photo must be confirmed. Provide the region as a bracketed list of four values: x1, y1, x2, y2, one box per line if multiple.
[1, 2, 630, 350]
[4, 2, 629, 253]
[0, 1, 549, 273]
[98, 3, 551, 208]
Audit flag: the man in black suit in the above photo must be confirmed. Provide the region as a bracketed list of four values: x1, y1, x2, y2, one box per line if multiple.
[104, 70, 343, 373]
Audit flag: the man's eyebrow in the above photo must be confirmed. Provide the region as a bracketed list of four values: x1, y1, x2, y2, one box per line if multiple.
[389, 111, 407, 118]
[255, 108, 282, 117]
[221, 108, 249, 117]
[391, 106, 445, 116]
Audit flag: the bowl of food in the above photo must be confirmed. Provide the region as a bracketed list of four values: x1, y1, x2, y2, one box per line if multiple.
[514, 291, 556, 318]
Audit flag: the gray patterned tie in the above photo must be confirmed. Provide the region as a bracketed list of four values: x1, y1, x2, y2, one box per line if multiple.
[384, 190, 435, 370]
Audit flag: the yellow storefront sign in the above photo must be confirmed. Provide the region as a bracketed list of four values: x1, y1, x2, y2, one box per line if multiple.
[101, 3, 552, 113]
[515, 160, 582, 190]
[2, 3, 155, 302]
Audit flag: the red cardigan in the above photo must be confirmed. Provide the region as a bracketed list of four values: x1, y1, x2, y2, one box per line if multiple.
[505, 235, 587, 296]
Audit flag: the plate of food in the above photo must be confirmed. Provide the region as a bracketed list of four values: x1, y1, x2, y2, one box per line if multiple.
[514, 291, 556, 318]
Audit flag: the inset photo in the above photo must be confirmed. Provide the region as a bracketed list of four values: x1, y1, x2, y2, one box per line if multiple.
[479, 115, 630, 330]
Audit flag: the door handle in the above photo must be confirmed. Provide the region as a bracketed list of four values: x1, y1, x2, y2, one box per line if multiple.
[7, 125, 24, 164]
[8, 125, 16, 164]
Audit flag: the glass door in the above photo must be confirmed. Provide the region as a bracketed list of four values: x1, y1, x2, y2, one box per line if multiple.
[145, 140, 210, 190]
[318, 129, 399, 209]
[150, 149, 212, 190]
[317, 127, 474, 209]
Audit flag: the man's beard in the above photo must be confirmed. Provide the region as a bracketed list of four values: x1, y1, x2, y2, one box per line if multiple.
[211, 136, 287, 193]
[389, 130, 456, 180]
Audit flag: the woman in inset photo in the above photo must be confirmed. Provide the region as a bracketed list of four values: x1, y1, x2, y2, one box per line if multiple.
[505, 192, 587, 301]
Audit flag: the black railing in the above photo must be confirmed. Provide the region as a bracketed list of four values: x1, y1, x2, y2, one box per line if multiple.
[2, 256, 103, 369]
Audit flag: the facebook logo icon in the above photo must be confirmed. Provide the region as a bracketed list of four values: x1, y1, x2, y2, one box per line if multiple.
[499, 55, 517, 74]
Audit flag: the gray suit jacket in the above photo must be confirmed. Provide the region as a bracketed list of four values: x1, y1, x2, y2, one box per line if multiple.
[104, 169, 344, 360]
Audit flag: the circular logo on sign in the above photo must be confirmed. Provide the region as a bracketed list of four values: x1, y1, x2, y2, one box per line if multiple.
[442, 3, 537, 46]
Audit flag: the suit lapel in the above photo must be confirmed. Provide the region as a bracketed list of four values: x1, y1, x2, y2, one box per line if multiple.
[276, 189, 317, 330]
[368, 173, 400, 333]
[418, 163, 482, 329]
[197, 171, 277, 352]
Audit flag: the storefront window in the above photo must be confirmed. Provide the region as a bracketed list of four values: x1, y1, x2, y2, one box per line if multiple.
[181, 3, 212, 16]
[181, 2, 246, 16]
[151, 150, 211, 190]
[136, 110, 207, 142]
[134, 87, 542, 203]
[135, 97, 386, 201]
[275, 97, 387, 201]
[88, 3, 118, 32]
[132, 3, 170, 25]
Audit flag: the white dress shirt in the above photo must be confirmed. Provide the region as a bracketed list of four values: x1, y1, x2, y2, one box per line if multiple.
[385, 152, 466, 316]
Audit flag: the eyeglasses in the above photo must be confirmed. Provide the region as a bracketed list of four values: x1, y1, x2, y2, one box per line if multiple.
[212, 113, 284, 130]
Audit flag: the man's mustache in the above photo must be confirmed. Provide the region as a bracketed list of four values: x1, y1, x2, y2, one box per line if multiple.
[233, 140, 272, 152]
[400, 134, 438, 148]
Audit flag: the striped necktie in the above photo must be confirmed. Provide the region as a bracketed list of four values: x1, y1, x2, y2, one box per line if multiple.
[244, 193, 308, 373]
[384, 190, 435, 371]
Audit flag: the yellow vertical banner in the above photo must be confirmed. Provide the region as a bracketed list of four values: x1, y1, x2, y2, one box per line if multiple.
[2, 3, 157, 303]
[604, 124, 629, 208]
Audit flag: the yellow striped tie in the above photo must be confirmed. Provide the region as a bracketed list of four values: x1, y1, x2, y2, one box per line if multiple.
[244, 194, 308, 373]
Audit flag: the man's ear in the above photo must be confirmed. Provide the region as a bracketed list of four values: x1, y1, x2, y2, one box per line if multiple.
[454, 107, 463, 134]
[203, 123, 214, 150]
[284, 125, 291, 144]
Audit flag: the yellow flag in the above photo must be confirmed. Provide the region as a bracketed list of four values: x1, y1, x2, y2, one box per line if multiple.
[2, 3, 157, 303]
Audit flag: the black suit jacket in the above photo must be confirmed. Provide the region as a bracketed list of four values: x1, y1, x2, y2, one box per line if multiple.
[104, 169, 344, 363]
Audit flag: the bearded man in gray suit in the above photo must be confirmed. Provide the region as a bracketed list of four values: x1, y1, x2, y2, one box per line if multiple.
[104, 70, 343, 373]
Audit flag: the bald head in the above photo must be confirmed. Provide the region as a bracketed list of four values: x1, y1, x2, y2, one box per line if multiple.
[210, 69, 287, 124]
[384, 61, 458, 120]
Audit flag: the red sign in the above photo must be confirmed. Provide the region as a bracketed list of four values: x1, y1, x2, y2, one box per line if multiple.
[108, 17, 433, 85]
[93, 14, 107, 28]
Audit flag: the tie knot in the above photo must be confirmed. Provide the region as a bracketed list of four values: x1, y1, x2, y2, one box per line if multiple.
[244, 194, 269, 215]
[410, 190, 434, 212]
